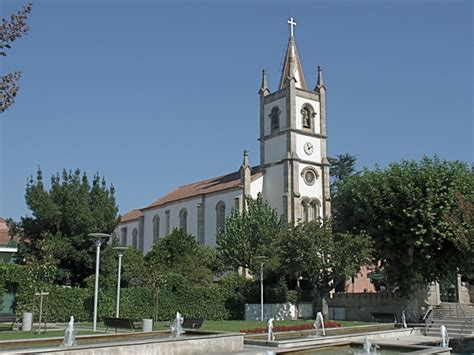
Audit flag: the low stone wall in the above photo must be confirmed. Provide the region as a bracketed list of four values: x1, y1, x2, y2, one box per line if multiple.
[245, 303, 313, 321]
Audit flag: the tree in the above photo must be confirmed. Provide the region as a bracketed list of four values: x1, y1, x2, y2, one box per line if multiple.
[333, 156, 474, 295]
[277, 221, 373, 318]
[12, 167, 119, 286]
[216, 195, 282, 274]
[1, 3, 32, 114]
[328, 153, 357, 197]
[145, 228, 218, 287]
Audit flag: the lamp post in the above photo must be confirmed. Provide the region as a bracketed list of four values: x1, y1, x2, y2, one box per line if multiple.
[113, 246, 128, 318]
[89, 233, 110, 332]
[256, 256, 268, 321]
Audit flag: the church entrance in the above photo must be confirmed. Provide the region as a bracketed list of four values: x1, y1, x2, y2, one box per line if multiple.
[440, 278, 459, 303]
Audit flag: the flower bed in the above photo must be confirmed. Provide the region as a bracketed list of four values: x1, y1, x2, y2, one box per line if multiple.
[240, 320, 341, 334]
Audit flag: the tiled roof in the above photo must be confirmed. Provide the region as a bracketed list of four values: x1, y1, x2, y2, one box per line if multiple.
[143, 166, 263, 211]
[120, 210, 143, 223]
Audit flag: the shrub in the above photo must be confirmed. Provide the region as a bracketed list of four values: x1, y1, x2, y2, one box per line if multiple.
[240, 321, 341, 333]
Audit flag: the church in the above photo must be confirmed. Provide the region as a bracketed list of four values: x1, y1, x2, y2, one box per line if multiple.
[114, 18, 331, 253]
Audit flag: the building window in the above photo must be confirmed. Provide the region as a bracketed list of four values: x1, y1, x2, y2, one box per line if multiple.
[153, 215, 160, 243]
[269, 106, 281, 132]
[138, 230, 144, 252]
[301, 198, 321, 222]
[179, 208, 188, 233]
[301, 166, 319, 186]
[165, 210, 170, 235]
[216, 201, 226, 232]
[132, 228, 138, 249]
[301, 104, 316, 129]
[121, 227, 127, 245]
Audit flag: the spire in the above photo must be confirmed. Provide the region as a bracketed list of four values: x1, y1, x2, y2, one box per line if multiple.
[315, 65, 325, 91]
[279, 17, 307, 90]
[259, 70, 270, 96]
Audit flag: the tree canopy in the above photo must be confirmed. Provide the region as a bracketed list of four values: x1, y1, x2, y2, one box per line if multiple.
[333, 156, 474, 294]
[12, 168, 119, 286]
[145, 228, 219, 287]
[1, 2, 32, 114]
[216, 195, 282, 274]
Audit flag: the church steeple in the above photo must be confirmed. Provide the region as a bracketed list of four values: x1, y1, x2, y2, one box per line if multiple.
[279, 17, 307, 90]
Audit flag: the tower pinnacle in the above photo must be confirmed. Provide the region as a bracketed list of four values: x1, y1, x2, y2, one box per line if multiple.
[315, 65, 326, 91]
[259, 69, 270, 96]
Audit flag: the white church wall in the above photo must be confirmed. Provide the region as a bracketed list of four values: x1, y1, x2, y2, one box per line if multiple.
[264, 135, 287, 163]
[298, 163, 323, 201]
[203, 189, 241, 247]
[262, 164, 285, 216]
[295, 135, 321, 164]
[295, 96, 321, 134]
[250, 175, 263, 199]
[114, 219, 139, 247]
[264, 97, 287, 136]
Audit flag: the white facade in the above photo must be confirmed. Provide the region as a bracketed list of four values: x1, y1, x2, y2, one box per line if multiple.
[115, 29, 330, 253]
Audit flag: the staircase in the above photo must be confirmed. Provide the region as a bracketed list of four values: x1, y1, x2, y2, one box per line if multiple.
[426, 303, 474, 338]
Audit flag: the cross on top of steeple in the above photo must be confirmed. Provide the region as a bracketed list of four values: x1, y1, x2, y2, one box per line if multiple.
[287, 17, 297, 37]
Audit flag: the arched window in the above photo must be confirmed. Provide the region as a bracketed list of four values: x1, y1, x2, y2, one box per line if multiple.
[132, 228, 138, 248]
[301, 198, 310, 222]
[301, 198, 321, 222]
[121, 227, 127, 245]
[301, 104, 316, 129]
[269, 106, 281, 132]
[216, 201, 226, 232]
[153, 215, 160, 243]
[179, 209, 188, 233]
[310, 199, 321, 221]
[138, 230, 144, 252]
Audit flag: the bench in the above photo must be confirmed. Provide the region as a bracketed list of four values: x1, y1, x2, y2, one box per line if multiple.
[103, 317, 136, 332]
[371, 312, 397, 323]
[0, 313, 16, 330]
[182, 318, 203, 329]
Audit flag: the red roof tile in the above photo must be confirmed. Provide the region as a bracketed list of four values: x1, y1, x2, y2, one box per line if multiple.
[143, 167, 263, 211]
[120, 210, 143, 223]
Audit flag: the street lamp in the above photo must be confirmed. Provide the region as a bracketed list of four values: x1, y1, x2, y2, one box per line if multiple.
[89, 233, 110, 332]
[113, 246, 128, 318]
[256, 255, 268, 321]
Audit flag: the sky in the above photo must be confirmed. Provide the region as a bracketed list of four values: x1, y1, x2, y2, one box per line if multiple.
[0, 0, 472, 221]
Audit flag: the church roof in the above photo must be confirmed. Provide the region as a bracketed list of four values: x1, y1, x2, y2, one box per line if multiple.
[143, 167, 263, 211]
[120, 209, 143, 223]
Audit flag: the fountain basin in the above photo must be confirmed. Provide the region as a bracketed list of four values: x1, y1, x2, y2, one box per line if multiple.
[0, 330, 244, 354]
[245, 326, 424, 348]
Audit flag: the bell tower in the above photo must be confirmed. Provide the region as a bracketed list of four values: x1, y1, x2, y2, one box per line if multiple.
[259, 17, 331, 223]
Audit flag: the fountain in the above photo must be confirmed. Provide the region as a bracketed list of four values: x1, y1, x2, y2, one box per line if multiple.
[267, 318, 275, 341]
[440, 325, 449, 348]
[358, 337, 379, 354]
[313, 311, 325, 336]
[170, 312, 185, 337]
[60, 316, 76, 347]
[401, 310, 407, 328]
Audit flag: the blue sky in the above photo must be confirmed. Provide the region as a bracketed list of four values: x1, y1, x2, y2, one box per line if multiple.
[1, 0, 472, 220]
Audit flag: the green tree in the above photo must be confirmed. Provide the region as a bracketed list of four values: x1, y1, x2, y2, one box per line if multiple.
[329, 153, 357, 197]
[1, 3, 32, 114]
[145, 228, 217, 287]
[12, 167, 119, 286]
[216, 195, 282, 274]
[277, 221, 373, 317]
[333, 156, 473, 295]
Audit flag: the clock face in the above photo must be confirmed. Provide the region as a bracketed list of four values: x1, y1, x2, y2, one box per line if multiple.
[304, 142, 314, 155]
